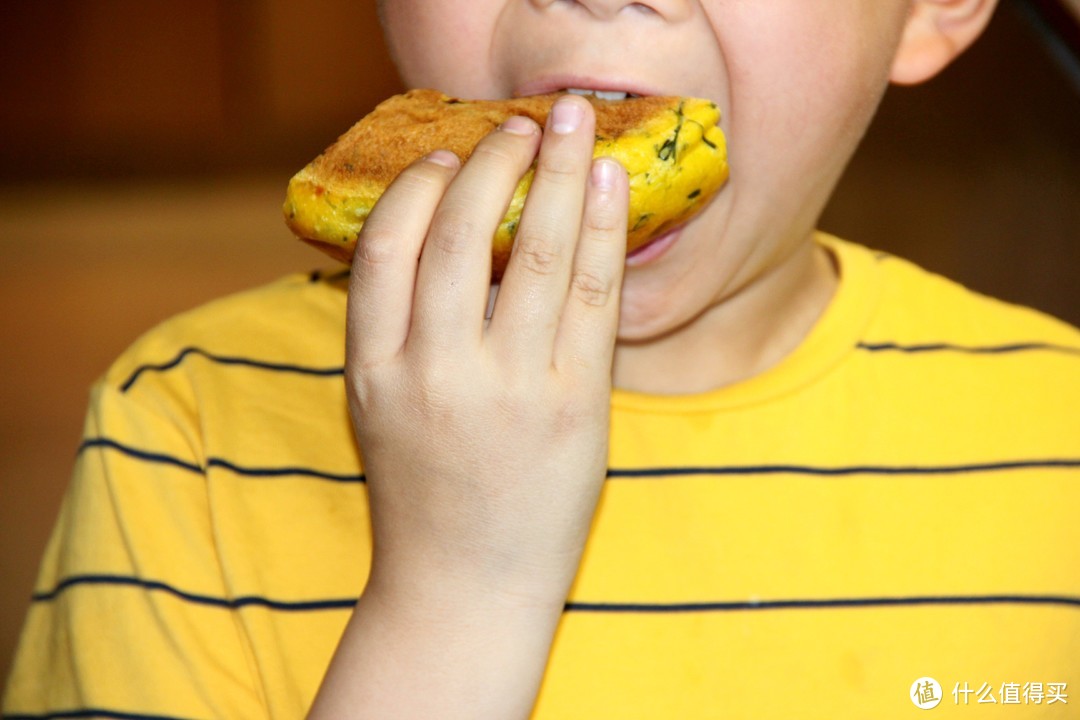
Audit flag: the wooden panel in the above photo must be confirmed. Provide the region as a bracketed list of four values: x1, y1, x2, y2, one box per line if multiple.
[260, 0, 401, 132]
[822, 0, 1080, 325]
[0, 3, 78, 139]
[0, 0, 398, 176]
[69, 0, 226, 140]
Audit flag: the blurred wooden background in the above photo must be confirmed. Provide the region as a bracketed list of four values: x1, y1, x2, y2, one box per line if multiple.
[1, 0, 1078, 691]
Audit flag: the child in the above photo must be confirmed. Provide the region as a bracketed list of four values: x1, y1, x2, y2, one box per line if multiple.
[5, 0, 1078, 717]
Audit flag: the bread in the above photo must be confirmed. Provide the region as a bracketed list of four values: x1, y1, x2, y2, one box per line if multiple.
[283, 89, 728, 280]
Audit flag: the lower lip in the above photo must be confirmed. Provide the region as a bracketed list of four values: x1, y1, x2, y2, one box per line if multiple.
[624, 225, 684, 267]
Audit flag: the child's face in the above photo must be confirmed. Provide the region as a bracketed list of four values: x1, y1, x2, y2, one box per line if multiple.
[379, 1, 911, 341]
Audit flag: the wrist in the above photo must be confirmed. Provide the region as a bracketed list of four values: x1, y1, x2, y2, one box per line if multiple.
[364, 524, 588, 615]
[311, 571, 565, 719]
[363, 554, 571, 625]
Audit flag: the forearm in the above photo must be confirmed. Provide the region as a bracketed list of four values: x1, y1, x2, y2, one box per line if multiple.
[308, 574, 565, 719]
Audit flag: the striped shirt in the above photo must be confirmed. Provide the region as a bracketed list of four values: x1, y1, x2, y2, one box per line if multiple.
[4, 234, 1079, 719]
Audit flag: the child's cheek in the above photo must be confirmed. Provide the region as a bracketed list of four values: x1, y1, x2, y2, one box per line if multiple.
[380, 0, 500, 95]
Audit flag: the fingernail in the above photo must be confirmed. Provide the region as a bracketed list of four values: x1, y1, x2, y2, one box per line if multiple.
[550, 96, 585, 134]
[591, 158, 620, 190]
[500, 115, 537, 136]
[425, 149, 459, 168]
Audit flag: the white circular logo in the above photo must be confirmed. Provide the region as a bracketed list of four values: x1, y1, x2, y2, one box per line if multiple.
[911, 677, 943, 709]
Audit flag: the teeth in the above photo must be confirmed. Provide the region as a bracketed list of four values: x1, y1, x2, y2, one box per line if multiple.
[565, 88, 638, 100]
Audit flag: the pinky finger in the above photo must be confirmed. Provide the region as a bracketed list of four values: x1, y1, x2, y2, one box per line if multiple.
[552, 157, 629, 377]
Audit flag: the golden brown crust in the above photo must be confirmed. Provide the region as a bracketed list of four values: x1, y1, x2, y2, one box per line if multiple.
[283, 89, 728, 280]
[305, 89, 683, 191]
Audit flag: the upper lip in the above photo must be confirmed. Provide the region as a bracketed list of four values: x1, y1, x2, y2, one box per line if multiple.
[513, 74, 666, 98]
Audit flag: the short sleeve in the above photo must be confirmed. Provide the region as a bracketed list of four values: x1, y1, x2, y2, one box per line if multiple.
[2, 378, 269, 719]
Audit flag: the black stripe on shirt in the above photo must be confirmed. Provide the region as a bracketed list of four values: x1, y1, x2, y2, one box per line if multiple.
[78, 438, 202, 475]
[567, 594, 1080, 612]
[205, 457, 364, 483]
[119, 346, 343, 393]
[2, 708, 200, 720]
[31, 574, 1080, 615]
[80, 436, 1079, 483]
[77, 438, 366, 483]
[32, 574, 355, 612]
[309, 268, 351, 284]
[856, 341, 1080, 356]
[607, 458, 1080, 478]
[114, 339, 1079, 394]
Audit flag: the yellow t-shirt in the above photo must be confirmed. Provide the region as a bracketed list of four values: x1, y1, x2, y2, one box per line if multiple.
[5, 235, 1079, 718]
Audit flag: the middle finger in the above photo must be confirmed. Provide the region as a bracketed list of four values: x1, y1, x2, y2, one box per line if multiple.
[487, 94, 597, 367]
[410, 116, 542, 355]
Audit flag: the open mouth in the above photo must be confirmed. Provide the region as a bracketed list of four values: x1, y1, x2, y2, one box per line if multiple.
[563, 88, 644, 100]
[503, 82, 726, 271]
[513, 76, 663, 100]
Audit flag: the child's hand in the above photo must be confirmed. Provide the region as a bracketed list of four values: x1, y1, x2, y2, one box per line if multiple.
[315, 95, 627, 717]
[345, 94, 628, 612]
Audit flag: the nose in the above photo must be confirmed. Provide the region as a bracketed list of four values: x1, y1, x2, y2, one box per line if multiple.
[532, 0, 691, 22]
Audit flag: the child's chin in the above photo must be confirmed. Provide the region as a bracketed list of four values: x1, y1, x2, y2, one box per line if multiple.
[614, 285, 688, 343]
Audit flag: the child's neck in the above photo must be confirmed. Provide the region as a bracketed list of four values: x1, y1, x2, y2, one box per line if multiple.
[612, 239, 838, 396]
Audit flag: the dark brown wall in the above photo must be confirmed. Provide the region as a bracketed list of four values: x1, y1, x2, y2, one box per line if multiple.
[822, 0, 1080, 324]
[1, 0, 1077, 692]
[0, 0, 403, 179]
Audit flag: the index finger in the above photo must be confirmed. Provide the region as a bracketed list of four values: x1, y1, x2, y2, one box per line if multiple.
[347, 151, 460, 369]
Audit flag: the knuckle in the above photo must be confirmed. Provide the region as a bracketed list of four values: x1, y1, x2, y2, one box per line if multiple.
[470, 140, 522, 168]
[495, 384, 534, 423]
[354, 229, 398, 269]
[344, 370, 367, 405]
[570, 268, 614, 307]
[413, 384, 451, 418]
[582, 205, 620, 234]
[412, 359, 466, 405]
[398, 162, 451, 192]
[550, 389, 598, 437]
[535, 154, 581, 184]
[345, 363, 390, 411]
[554, 401, 586, 435]
[495, 374, 550, 426]
[428, 212, 480, 255]
[512, 233, 563, 276]
[396, 364, 457, 421]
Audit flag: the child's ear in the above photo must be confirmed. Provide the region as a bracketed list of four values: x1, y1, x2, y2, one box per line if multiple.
[890, 0, 999, 85]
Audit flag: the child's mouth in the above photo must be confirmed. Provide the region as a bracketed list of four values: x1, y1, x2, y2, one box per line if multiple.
[625, 223, 684, 267]
[563, 88, 643, 100]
